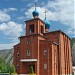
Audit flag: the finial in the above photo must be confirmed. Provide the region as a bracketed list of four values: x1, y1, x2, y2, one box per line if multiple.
[32, 3, 39, 18]
[44, 10, 48, 20]
[34, 3, 37, 10]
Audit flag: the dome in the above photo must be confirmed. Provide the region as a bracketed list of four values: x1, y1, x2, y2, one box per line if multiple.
[32, 9, 39, 17]
[44, 19, 51, 29]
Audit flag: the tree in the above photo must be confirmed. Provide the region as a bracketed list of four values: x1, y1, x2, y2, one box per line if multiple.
[0, 58, 5, 64]
[0, 58, 8, 73]
[0, 63, 7, 73]
[30, 65, 34, 74]
[9, 64, 16, 74]
[0, 58, 16, 74]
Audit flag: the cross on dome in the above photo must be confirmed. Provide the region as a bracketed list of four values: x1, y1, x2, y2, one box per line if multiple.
[44, 10, 48, 20]
[34, 2, 37, 10]
[43, 9, 51, 30]
[32, 3, 39, 18]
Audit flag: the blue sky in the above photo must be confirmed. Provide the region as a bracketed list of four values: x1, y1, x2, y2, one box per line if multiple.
[0, 0, 74, 50]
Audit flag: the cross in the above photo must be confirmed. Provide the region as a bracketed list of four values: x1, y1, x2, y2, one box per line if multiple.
[34, 3, 37, 10]
[44, 10, 48, 20]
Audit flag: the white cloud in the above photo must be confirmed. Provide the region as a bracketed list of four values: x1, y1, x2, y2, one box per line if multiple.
[47, 0, 74, 28]
[25, 0, 74, 35]
[21, 8, 26, 11]
[17, 16, 25, 20]
[25, 0, 74, 27]
[0, 11, 10, 22]
[21, 0, 38, 2]
[8, 8, 17, 11]
[4, 8, 17, 12]
[46, 0, 75, 35]
[25, 7, 46, 20]
[0, 21, 23, 49]
[0, 43, 18, 50]
[0, 21, 23, 42]
[0, 7, 22, 49]
[64, 28, 74, 36]
[0, 8, 17, 22]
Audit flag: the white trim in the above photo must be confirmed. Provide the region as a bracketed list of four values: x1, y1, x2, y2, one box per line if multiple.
[72, 66, 75, 69]
[20, 59, 37, 62]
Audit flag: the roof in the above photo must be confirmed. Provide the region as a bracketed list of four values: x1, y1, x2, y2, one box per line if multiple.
[32, 9, 39, 16]
[25, 18, 45, 24]
[44, 30, 71, 40]
[19, 33, 47, 39]
[14, 43, 20, 47]
[19, 30, 71, 41]
[40, 40, 58, 45]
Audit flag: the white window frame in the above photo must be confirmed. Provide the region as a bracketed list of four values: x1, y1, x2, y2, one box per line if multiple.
[27, 50, 30, 56]
[44, 63, 47, 70]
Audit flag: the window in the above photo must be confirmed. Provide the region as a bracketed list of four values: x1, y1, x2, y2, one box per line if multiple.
[17, 53, 20, 57]
[17, 64, 19, 67]
[16, 64, 19, 70]
[27, 50, 30, 56]
[41, 26, 43, 33]
[29, 24, 34, 33]
[44, 50, 47, 55]
[27, 40, 30, 44]
[16, 64, 19, 69]
[44, 63, 47, 69]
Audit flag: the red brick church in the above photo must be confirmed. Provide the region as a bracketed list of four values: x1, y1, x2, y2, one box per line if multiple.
[14, 5, 72, 75]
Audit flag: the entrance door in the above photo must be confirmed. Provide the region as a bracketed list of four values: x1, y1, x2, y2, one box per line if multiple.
[29, 65, 35, 73]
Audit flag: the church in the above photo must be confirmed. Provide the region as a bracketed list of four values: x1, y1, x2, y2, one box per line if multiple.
[14, 4, 72, 75]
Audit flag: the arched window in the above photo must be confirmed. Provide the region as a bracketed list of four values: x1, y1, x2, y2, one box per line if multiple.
[44, 63, 47, 70]
[29, 24, 34, 33]
[27, 49, 30, 56]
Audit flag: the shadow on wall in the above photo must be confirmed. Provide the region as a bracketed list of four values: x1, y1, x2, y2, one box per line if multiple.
[71, 38, 75, 66]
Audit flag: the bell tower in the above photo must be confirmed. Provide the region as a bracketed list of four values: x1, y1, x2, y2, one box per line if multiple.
[25, 3, 45, 36]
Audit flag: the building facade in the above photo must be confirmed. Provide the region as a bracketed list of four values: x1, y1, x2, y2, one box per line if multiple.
[14, 6, 72, 75]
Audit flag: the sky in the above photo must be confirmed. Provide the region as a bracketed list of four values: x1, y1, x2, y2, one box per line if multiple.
[0, 0, 74, 50]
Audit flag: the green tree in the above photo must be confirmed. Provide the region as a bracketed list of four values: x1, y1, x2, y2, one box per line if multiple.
[30, 65, 34, 74]
[9, 64, 16, 74]
[0, 58, 5, 64]
[0, 58, 8, 73]
[0, 58, 16, 74]
[0, 63, 7, 73]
